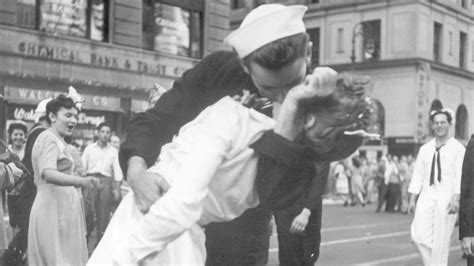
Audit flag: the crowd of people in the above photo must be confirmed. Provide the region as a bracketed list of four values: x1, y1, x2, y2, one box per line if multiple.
[329, 153, 415, 213]
[0, 3, 473, 266]
[0, 95, 125, 265]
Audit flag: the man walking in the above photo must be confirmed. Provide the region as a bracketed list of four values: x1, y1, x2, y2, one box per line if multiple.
[408, 108, 465, 265]
[82, 123, 122, 243]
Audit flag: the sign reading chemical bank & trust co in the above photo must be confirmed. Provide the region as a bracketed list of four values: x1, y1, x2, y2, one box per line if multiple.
[4, 86, 122, 112]
[0, 27, 194, 78]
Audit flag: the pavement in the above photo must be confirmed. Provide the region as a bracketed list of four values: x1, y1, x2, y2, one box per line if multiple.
[267, 203, 465, 265]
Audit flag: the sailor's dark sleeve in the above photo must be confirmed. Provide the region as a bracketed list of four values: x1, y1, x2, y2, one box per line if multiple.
[459, 136, 474, 239]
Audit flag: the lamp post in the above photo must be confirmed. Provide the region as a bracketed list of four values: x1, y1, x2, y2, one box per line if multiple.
[350, 21, 374, 65]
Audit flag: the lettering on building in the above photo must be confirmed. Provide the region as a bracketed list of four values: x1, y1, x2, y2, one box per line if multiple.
[15, 39, 192, 77]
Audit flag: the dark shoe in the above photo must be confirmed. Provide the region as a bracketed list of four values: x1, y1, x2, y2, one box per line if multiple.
[343, 201, 348, 207]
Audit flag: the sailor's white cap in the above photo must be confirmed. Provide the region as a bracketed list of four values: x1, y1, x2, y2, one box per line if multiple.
[224, 4, 307, 59]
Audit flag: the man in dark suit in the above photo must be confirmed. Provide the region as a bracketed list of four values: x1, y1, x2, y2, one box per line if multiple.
[460, 135, 474, 265]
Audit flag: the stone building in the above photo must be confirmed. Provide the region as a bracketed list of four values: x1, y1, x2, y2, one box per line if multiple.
[232, 0, 474, 157]
[0, 0, 230, 146]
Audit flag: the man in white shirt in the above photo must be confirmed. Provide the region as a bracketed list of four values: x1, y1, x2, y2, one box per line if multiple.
[408, 108, 465, 265]
[82, 123, 123, 242]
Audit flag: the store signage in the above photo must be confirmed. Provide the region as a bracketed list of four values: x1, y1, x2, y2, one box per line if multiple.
[11, 105, 105, 126]
[0, 27, 193, 78]
[15, 41, 188, 77]
[4, 86, 121, 112]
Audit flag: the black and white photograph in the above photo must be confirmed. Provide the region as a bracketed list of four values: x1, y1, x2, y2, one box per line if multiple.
[0, 0, 473, 265]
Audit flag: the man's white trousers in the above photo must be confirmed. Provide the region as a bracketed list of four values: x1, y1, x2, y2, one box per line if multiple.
[411, 193, 457, 266]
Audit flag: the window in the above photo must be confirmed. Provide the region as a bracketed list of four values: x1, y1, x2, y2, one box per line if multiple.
[231, 0, 246, 9]
[142, 0, 203, 58]
[307, 27, 320, 67]
[455, 105, 469, 140]
[3, 0, 109, 41]
[460, 31, 467, 69]
[362, 20, 380, 61]
[433, 22, 442, 62]
[461, 0, 468, 8]
[337, 27, 344, 53]
[16, 0, 36, 29]
[449, 30, 453, 55]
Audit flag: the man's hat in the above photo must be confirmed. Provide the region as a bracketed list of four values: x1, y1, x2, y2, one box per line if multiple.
[224, 4, 307, 59]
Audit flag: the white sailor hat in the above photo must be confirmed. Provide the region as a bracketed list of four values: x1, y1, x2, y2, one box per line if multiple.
[224, 4, 307, 59]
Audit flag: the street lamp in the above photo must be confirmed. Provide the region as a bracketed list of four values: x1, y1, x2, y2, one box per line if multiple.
[350, 22, 374, 65]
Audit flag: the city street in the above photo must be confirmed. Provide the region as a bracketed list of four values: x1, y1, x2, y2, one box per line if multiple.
[267, 203, 465, 265]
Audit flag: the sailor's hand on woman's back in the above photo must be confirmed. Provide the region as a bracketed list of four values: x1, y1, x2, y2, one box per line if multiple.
[127, 156, 170, 213]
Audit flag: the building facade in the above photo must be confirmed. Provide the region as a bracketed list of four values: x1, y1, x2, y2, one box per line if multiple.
[232, 0, 474, 157]
[0, 0, 230, 147]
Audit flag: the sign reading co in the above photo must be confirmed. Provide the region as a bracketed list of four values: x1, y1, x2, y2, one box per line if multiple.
[4, 86, 121, 112]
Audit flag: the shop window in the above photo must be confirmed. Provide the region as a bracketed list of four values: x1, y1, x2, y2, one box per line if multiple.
[455, 104, 469, 140]
[3, 0, 109, 41]
[433, 22, 442, 62]
[460, 31, 467, 69]
[362, 19, 380, 61]
[142, 0, 204, 58]
[307, 27, 320, 67]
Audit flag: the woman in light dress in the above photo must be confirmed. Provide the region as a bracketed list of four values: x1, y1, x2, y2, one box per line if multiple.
[334, 160, 350, 206]
[28, 95, 98, 265]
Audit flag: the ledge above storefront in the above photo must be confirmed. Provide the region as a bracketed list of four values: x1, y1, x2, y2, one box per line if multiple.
[0, 25, 199, 92]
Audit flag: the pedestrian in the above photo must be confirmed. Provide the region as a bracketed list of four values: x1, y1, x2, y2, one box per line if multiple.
[5, 122, 28, 235]
[89, 66, 374, 264]
[7, 122, 27, 160]
[0, 160, 24, 258]
[376, 155, 388, 212]
[28, 95, 99, 265]
[398, 155, 410, 213]
[117, 4, 365, 265]
[82, 123, 123, 245]
[408, 108, 465, 265]
[349, 156, 366, 206]
[110, 135, 120, 150]
[334, 160, 350, 206]
[2, 98, 51, 266]
[385, 155, 400, 212]
[459, 134, 474, 265]
[365, 158, 379, 204]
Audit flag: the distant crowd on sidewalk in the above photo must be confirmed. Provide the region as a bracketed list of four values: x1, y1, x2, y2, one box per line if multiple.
[326, 152, 415, 213]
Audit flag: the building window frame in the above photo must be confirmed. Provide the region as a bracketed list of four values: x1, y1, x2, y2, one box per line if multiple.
[231, 0, 246, 9]
[142, 0, 204, 58]
[337, 27, 344, 53]
[459, 31, 467, 69]
[308, 27, 320, 67]
[3, 0, 110, 42]
[433, 22, 442, 62]
[362, 19, 381, 62]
